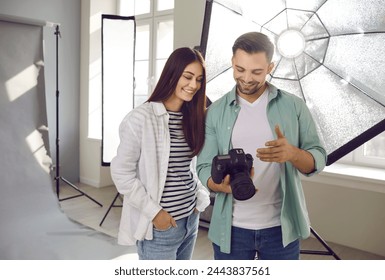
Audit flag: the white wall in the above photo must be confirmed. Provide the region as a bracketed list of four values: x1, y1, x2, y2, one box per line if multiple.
[174, 0, 206, 49]
[302, 170, 385, 257]
[79, 0, 385, 257]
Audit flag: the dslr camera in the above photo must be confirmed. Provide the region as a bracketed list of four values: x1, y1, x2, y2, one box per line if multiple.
[211, 148, 255, 201]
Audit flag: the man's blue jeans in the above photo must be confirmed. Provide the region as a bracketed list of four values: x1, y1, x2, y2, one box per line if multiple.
[136, 212, 199, 260]
[213, 225, 300, 260]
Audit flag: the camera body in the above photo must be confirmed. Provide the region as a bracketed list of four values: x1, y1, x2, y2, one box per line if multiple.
[211, 148, 255, 200]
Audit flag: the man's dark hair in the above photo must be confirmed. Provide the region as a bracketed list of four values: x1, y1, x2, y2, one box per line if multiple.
[232, 32, 274, 63]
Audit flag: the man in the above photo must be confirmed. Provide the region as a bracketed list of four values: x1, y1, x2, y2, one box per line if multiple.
[197, 32, 327, 260]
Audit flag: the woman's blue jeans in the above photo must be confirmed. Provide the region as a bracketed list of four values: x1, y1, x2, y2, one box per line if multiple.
[136, 212, 199, 260]
[213, 225, 300, 260]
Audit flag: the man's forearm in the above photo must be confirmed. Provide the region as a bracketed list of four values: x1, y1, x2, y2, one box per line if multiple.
[290, 147, 315, 174]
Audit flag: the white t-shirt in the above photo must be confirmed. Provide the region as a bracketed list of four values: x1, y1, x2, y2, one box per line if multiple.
[231, 89, 282, 230]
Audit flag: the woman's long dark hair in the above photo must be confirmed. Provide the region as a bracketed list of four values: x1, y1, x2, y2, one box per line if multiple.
[147, 47, 206, 157]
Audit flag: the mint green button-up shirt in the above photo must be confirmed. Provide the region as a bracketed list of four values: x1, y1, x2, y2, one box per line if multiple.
[197, 82, 327, 254]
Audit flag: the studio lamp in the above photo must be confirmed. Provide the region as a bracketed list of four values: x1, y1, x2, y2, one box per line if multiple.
[277, 29, 306, 58]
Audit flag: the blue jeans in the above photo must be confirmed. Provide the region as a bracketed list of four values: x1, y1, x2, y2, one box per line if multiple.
[137, 212, 199, 260]
[213, 226, 300, 260]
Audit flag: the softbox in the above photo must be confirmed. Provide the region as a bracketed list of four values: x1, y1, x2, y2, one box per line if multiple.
[101, 15, 135, 166]
[200, 0, 385, 165]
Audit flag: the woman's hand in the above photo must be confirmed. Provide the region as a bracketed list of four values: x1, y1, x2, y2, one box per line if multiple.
[152, 209, 177, 230]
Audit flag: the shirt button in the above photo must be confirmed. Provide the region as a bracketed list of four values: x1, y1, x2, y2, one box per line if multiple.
[227, 126, 231, 130]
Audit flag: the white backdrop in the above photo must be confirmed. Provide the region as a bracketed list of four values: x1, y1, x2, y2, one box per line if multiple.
[0, 14, 132, 259]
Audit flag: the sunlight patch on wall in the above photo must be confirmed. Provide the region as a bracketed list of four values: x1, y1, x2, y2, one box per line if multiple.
[25, 126, 52, 174]
[5, 62, 43, 102]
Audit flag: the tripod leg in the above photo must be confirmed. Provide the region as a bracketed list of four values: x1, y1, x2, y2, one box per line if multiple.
[99, 192, 121, 226]
[59, 177, 103, 207]
[310, 227, 341, 260]
[300, 227, 341, 260]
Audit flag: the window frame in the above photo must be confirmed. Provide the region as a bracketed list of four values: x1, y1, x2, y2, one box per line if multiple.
[352, 140, 385, 168]
[118, 0, 174, 99]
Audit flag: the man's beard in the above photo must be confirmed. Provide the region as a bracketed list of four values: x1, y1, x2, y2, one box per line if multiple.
[236, 79, 264, 96]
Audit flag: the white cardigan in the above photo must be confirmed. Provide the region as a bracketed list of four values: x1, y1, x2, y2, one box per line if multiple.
[110, 101, 210, 245]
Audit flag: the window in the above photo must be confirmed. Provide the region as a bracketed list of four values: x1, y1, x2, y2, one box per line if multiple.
[119, 0, 174, 107]
[339, 132, 385, 169]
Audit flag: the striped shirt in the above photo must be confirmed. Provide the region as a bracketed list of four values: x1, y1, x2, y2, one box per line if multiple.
[160, 111, 197, 220]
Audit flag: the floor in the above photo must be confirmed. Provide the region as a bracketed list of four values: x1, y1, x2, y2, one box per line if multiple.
[58, 183, 384, 260]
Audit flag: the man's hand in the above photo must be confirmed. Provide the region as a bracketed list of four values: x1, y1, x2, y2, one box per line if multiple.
[256, 125, 296, 163]
[256, 125, 315, 174]
[207, 174, 232, 193]
[207, 167, 255, 193]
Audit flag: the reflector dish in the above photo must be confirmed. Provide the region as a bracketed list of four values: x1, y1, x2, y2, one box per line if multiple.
[200, 0, 385, 165]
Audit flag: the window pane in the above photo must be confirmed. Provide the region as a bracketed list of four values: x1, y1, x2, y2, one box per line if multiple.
[156, 19, 174, 59]
[155, 59, 167, 82]
[120, 0, 150, 16]
[134, 60, 150, 100]
[135, 95, 148, 108]
[135, 0, 151, 15]
[157, 0, 174, 11]
[364, 132, 385, 158]
[119, 0, 134, 15]
[135, 24, 150, 60]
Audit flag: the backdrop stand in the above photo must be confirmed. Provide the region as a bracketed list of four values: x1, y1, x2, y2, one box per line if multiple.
[53, 25, 102, 207]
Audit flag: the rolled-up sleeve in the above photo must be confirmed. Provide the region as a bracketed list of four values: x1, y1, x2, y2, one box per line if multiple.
[296, 99, 327, 176]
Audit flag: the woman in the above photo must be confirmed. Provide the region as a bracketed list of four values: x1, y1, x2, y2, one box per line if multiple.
[110, 47, 210, 260]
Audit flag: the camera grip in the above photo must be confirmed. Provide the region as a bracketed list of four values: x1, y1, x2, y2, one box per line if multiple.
[211, 155, 226, 184]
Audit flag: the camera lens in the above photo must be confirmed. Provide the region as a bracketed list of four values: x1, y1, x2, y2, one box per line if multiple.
[230, 173, 256, 201]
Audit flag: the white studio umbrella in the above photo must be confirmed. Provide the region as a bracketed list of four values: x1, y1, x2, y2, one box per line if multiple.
[200, 0, 385, 165]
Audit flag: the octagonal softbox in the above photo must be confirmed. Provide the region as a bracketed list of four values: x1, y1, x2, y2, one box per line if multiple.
[200, 0, 385, 165]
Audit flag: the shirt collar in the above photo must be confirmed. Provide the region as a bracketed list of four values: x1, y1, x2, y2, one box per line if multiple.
[267, 81, 279, 101]
[227, 86, 238, 106]
[150, 101, 168, 116]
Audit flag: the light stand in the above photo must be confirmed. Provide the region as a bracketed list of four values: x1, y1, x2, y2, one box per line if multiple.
[53, 25, 102, 207]
[301, 227, 341, 260]
[99, 192, 122, 226]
